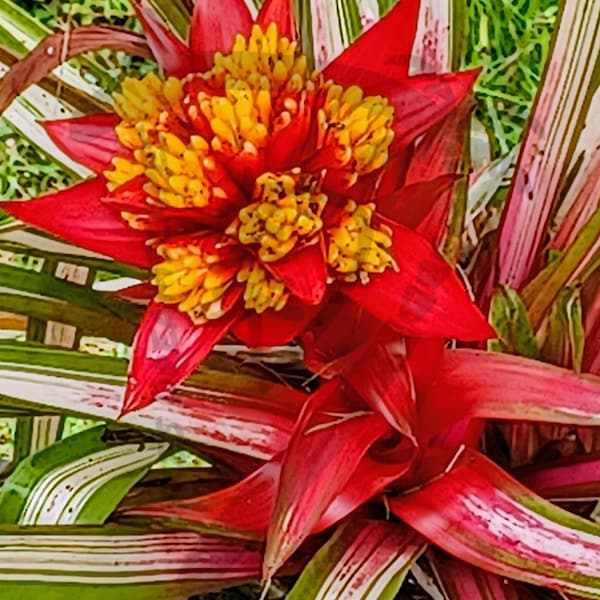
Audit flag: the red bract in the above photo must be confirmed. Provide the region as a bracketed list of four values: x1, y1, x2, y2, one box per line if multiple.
[0, 0, 491, 414]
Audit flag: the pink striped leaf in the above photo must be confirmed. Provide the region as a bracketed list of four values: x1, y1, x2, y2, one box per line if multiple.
[516, 452, 600, 500]
[288, 518, 427, 600]
[420, 349, 600, 441]
[429, 551, 523, 600]
[390, 448, 600, 597]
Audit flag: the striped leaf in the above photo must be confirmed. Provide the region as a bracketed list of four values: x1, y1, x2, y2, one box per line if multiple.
[0, 342, 301, 459]
[496, 0, 600, 290]
[390, 448, 600, 597]
[0, 425, 168, 525]
[288, 518, 426, 599]
[0, 527, 262, 599]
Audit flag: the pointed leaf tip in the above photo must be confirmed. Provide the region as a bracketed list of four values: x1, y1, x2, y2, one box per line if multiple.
[391, 449, 600, 597]
[43, 114, 123, 173]
[323, 0, 420, 86]
[123, 302, 239, 413]
[134, 0, 193, 76]
[0, 178, 156, 268]
[190, 0, 253, 71]
[263, 381, 388, 578]
[344, 222, 494, 341]
[257, 0, 297, 40]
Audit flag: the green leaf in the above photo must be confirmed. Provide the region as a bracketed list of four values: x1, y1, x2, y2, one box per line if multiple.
[489, 286, 539, 359]
[526, 205, 600, 329]
[542, 285, 585, 371]
[0, 262, 142, 342]
[0, 425, 168, 524]
[0, 526, 262, 598]
[288, 518, 426, 600]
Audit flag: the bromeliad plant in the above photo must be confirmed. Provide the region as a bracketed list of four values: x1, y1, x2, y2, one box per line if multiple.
[3, 0, 600, 599]
[0, 0, 491, 414]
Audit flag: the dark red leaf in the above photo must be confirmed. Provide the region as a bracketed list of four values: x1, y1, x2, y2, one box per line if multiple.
[343, 221, 493, 341]
[301, 295, 382, 378]
[346, 341, 416, 441]
[323, 0, 420, 88]
[266, 243, 327, 305]
[318, 446, 417, 531]
[405, 98, 473, 184]
[114, 282, 155, 305]
[263, 380, 388, 578]
[232, 295, 321, 347]
[516, 452, 600, 500]
[377, 175, 459, 230]
[387, 71, 479, 146]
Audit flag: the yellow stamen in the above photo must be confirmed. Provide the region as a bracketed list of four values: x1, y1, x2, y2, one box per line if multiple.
[107, 24, 399, 321]
[152, 242, 236, 323]
[233, 172, 326, 262]
[237, 262, 289, 313]
[321, 85, 395, 175]
[104, 157, 145, 191]
[327, 200, 397, 283]
[113, 74, 184, 151]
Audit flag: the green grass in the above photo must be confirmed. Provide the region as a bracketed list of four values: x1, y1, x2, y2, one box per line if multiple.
[462, 0, 558, 156]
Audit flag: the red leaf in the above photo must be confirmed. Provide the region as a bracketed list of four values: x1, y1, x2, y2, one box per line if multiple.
[390, 448, 600, 596]
[301, 295, 382, 378]
[430, 551, 522, 600]
[0, 178, 155, 268]
[128, 459, 280, 537]
[131, 442, 415, 541]
[415, 182, 458, 246]
[44, 114, 123, 173]
[266, 243, 327, 305]
[375, 146, 413, 199]
[114, 282, 154, 305]
[346, 341, 416, 441]
[343, 222, 493, 341]
[420, 349, 600, 441]
[323, 0, 420, 88]
[263, 380, 388, 578]
[516, 452, 600, 500]
[318, 446, 417, 530]
[257, 0, 297, 40]
[377, 175, 459, 231]
[123, 302, 240, 414]
[405, 98, 473, 184]
[232, 295, 321, 347]
[190, 0, 253, 71]
[134, 1, 193, 76]
[583, 270, 600, 374]
[387, 71, 479, 146]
